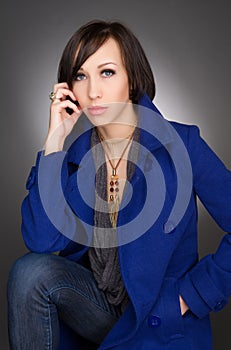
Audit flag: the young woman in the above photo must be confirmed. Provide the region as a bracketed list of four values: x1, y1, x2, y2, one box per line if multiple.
[7, 20, 231, 350]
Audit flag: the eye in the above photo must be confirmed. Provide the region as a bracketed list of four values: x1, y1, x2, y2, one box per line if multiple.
[74, 72, 86, 81]
[101, 69, 115, 78]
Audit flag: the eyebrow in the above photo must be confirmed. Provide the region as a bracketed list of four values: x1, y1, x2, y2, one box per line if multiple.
[98, 62, 118, 68]
[79, 62, 118, 71]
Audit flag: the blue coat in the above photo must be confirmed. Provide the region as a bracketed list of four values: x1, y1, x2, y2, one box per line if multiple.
[21, 95, 231, 349]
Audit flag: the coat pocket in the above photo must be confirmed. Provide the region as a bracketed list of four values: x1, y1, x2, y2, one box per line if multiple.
[150, 277, 184, 343]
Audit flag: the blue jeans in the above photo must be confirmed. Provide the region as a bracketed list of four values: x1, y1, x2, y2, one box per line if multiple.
[7, 253, 122, 349]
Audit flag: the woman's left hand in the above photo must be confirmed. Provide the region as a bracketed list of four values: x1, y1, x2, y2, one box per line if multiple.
[179, 295, 189, 315]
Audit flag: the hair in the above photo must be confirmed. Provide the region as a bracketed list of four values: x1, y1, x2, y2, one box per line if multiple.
[58, 20, 155, 103]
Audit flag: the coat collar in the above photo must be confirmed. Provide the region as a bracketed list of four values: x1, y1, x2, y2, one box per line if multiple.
[138, 94, 173, 151]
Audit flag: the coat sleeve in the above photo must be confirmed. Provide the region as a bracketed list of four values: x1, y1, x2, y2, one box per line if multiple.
[179, 125, 231, 318]
[21, 151, 85, 254]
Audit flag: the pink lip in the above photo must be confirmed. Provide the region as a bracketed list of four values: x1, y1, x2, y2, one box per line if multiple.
[87, 106, 108, 116]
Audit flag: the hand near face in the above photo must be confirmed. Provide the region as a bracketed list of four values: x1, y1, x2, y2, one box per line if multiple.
[45, 82, 81, 155]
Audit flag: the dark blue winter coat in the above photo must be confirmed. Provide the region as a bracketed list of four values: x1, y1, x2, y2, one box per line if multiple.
[21, 95, 231, 349]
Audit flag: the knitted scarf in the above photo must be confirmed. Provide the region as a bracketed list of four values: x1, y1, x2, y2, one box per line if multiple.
[88, 127, 139, 311]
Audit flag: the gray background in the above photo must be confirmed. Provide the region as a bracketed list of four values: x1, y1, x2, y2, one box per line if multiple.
[1, 0, 231, 348]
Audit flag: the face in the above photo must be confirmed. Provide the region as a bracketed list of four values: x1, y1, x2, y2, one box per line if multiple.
[72, 38, 132, 126]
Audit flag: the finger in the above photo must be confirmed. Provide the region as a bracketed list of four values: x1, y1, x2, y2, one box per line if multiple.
[53, 82, 69, 92]
[51, 99, 80, 114]
[52, 88, 76, 102]
[68, 111, 80, 124]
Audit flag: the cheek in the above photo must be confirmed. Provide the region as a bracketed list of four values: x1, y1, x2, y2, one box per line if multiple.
[113, 79, 130, 100]
[72, 85, 85, 105]
[72, 85, 78, 98]
[120, 82, 130, 100]
[122, 77, 130, 97]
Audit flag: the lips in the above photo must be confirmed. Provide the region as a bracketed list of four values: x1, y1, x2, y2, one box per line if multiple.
[87, 106, 108, 116]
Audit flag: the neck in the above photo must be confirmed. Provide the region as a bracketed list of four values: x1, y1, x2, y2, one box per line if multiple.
[97, 115, 137, 141]
[97, 123, 135, 141]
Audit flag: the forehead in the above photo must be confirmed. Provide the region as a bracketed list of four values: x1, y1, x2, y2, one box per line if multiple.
[79, 37, 123, 68]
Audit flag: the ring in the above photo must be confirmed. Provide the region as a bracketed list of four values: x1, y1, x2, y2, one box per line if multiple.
[49, 91, 60, 101]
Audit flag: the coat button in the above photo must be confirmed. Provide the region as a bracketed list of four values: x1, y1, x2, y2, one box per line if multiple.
[26, 167, 36, 190]
[214, 300, 225, 311]
[147, 315, 161, 328]
[163, 220, 175, 233]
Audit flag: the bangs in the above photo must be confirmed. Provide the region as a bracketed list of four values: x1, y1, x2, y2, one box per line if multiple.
[72, 31, 111, 80]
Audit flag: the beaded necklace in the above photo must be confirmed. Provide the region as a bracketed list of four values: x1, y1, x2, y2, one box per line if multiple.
[97, 128, 135, 228]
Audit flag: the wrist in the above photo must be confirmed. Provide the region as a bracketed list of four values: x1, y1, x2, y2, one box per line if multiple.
[44, 136, 65, 155]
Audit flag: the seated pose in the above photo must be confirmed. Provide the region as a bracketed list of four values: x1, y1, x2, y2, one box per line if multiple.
[7, 20, 231, 350]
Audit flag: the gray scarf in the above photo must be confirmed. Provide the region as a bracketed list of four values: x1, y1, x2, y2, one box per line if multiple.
[88, 127, 139, 311]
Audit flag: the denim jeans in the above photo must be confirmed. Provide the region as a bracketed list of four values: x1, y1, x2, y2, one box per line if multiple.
[7, 253, 122, 349]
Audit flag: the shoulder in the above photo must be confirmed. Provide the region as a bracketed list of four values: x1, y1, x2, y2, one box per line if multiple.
[168, 120, 201, 149]
[169, 120, 199, 136]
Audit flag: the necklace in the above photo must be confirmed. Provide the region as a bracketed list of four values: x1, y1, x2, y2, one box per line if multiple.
[97, 128, 135, 228]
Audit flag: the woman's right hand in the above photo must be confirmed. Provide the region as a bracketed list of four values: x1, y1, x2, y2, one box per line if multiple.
[44, 82, 81, 155]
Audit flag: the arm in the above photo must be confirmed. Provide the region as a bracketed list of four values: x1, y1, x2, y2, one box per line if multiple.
[22, 151, 75, 252]
[21, 83, 83, 253]
[179, 125, 231, 318]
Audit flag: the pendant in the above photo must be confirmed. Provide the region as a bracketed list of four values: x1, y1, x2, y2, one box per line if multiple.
[109, 169, 119, 202]
[109, 168, 119, 228]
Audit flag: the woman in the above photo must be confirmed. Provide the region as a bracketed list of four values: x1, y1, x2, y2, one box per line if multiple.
[7, 20, 231, 350]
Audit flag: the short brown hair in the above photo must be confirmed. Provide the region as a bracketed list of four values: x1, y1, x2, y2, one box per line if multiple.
[58, 20, 155, 103]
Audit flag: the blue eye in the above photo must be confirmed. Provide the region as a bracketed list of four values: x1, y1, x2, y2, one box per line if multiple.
[102, 69, 115, 77]
[75, 73, 86, 81]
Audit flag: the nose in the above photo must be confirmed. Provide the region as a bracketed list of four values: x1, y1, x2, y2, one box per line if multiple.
[88, 77, 102, 100]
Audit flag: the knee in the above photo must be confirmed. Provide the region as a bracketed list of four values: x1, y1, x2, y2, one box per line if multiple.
[7, 252, 59, 299]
